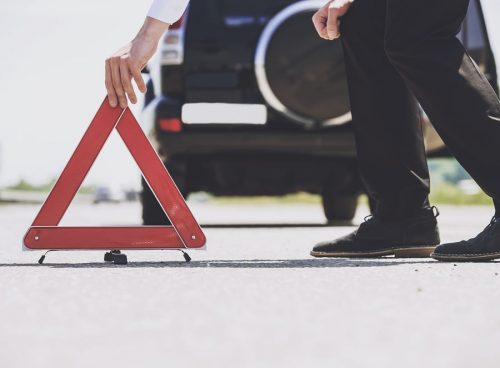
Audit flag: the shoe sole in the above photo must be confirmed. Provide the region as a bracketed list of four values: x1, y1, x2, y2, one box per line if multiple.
[431, 251, 500, 262]
[310, 246, 436, 258]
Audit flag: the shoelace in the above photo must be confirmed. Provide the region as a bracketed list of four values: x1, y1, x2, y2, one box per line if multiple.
[362, 206, 439, 223]
[364, 214, 374, 222]
[470, 216, 500, 242]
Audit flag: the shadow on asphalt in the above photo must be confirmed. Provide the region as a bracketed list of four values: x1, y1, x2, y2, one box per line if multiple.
[200, 221, 355, 228]
[0, 259, 434, 269]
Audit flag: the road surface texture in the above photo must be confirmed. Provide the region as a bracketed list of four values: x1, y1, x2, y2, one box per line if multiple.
[1, 201, 499, 368]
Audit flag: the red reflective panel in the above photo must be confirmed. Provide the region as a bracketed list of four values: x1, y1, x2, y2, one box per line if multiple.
[24, 98, 206, 252]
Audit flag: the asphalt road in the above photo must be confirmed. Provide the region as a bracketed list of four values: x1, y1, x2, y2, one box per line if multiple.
[1, 201, 499, 368]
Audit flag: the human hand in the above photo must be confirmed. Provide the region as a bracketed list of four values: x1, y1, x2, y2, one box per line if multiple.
[105, 17, 169, 108]
[312, 0, 354, 41]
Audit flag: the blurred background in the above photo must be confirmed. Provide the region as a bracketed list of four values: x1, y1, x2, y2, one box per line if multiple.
[2, 3, 500, 367]
[1, 0, 500, 222]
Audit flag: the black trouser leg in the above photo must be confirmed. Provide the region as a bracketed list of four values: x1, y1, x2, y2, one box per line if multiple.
[340, 0, 431, 219]
[384, 0, 500, 215]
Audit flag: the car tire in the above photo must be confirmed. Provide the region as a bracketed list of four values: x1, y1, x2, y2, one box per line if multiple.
[144, 79, 155, 108]
[368, 195, 377, 215]
[322, 192, 359, 223]
[141, 159, 189, 225]
[141, 177, 170, 225]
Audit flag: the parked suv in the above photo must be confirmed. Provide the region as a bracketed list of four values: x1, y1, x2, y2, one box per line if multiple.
[142, 0, 498, 225]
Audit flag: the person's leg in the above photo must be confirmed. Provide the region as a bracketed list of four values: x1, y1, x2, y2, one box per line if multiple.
[340, 0, 431, 220]
[311, 0, 440, 258]
[383, 0, 500, 261]
[384, 0, 500, 213]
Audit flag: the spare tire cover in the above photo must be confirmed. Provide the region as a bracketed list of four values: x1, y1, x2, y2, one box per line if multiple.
[258, 5, 351, 124]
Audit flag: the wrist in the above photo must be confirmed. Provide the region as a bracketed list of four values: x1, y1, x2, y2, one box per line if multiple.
[135, 16, 169, 44]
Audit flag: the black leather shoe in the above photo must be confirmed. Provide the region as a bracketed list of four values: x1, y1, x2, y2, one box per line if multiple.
[432, 217, 500, 262]
[311, 207, 440, 258]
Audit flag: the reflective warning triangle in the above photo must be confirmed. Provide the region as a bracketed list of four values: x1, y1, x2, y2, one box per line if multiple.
[24, 98, 206, 250]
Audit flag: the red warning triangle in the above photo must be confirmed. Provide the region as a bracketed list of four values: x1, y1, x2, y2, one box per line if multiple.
[24, 98, 206, 251]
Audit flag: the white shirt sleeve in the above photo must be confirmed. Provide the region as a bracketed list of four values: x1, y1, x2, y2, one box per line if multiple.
[147, 0, 190, 24]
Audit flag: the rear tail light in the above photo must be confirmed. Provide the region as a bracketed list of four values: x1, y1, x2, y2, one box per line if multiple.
[161, 8, 188, 66]
[159, 118, 183, 132]
[164, 34, 180, 45]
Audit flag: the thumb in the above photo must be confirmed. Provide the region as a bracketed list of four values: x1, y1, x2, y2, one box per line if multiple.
[326, 15, 340, 40]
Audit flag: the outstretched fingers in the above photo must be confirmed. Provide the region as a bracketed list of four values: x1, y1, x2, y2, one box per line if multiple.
[120, 57, 137, 105]
[104, 61, 117, 108]
[107, 56, 127, 108]
[105, 54, 147, 108]
[131, 66, 147, 94]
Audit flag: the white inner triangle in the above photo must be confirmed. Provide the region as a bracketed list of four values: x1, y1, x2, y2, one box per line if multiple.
[60, 129, 143, 227]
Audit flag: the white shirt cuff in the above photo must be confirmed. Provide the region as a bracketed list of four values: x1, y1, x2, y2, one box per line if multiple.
[147, 0, 189, 24]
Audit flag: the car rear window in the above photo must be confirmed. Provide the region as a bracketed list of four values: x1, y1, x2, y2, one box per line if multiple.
[194, 0, 297, 26]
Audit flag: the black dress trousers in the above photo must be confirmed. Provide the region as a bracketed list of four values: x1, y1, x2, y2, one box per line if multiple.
[340, 0, 500, 219]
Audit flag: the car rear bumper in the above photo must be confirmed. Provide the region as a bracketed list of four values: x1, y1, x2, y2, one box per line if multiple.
[156, 131, 357, 157]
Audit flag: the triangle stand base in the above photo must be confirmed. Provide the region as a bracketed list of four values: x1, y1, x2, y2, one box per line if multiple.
[23, 98, 206, 263]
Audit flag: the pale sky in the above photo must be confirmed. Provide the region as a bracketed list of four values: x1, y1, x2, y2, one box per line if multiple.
[1, 0, 500, 190]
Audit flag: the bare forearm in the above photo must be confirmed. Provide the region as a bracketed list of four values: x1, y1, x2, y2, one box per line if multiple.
[135, 16, 170, 46]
